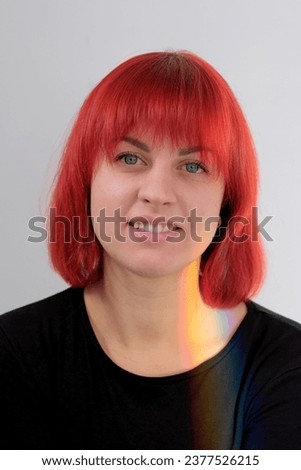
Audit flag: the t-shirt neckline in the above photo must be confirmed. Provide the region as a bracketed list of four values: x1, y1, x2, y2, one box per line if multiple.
[70, 287, 255, 384]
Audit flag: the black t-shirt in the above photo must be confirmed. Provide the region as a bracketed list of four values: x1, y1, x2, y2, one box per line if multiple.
[1, 287, 301, 450]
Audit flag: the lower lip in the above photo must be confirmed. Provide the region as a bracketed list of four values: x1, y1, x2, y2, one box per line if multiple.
[128, 224, 183, 243]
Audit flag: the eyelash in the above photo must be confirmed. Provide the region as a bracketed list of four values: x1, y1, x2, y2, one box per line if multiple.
[115, 152, 208, 174]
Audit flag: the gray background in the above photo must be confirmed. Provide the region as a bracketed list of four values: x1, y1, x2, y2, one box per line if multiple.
[1, 0, 300, 321]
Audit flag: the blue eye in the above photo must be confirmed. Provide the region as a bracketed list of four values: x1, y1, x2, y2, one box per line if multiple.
[185, 161, 205, 174]
[117, 153, 139, 165]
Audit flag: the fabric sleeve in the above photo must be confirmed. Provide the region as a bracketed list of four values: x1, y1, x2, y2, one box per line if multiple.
[0, 326, 58, 450]
[241, 367, 301, 450]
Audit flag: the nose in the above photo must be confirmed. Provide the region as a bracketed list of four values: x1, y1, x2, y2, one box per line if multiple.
[137, 166, 177, 207]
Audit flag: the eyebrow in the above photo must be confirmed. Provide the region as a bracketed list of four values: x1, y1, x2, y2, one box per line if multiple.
[122, 137, 150, 152]
[121, 136, 201, 156]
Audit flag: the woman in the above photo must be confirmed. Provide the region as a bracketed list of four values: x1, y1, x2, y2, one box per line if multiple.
[1, 51, 301, 450]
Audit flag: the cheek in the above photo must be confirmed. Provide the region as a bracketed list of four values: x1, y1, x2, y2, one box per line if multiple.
[89, 175, 131, 244]
[194, 184, 224, 218]
[191, 186, 224, 238]
[91, 170, 133, 208]
[90, 176, 110, 241]
[90, 174, 117, 215]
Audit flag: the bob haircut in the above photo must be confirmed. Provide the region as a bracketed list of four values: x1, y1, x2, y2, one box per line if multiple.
[48, 50, 265, 308]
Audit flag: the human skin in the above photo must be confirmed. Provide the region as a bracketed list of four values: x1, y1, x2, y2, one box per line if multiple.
[84, 130, 246, 377]
[90, 130, 225, 278]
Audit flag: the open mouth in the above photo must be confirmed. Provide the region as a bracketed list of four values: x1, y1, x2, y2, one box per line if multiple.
[128, 221, 182, 233]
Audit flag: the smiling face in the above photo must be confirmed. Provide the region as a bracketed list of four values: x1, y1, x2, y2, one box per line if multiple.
[90, 130, 225, 279]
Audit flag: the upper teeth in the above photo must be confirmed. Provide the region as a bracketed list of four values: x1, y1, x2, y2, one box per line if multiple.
[132, 222, 176, 232]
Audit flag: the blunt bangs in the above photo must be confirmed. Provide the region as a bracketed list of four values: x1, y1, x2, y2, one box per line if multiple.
[85, 52, 244, 182]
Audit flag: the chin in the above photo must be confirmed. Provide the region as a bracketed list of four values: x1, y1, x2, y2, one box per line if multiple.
[122, 256, 196, 279]
[104, 245, 202, 278]
[127, 267, 181, 279]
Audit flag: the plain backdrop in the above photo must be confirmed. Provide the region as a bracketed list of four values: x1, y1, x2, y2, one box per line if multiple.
[1, 0, 300, 321]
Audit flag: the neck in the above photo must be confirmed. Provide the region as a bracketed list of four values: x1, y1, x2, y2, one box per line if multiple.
[87, 256, 207, 346]
[84, 256, 247, 376]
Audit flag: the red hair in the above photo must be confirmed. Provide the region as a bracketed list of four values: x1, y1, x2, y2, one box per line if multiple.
[48, 50, 265, 307]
